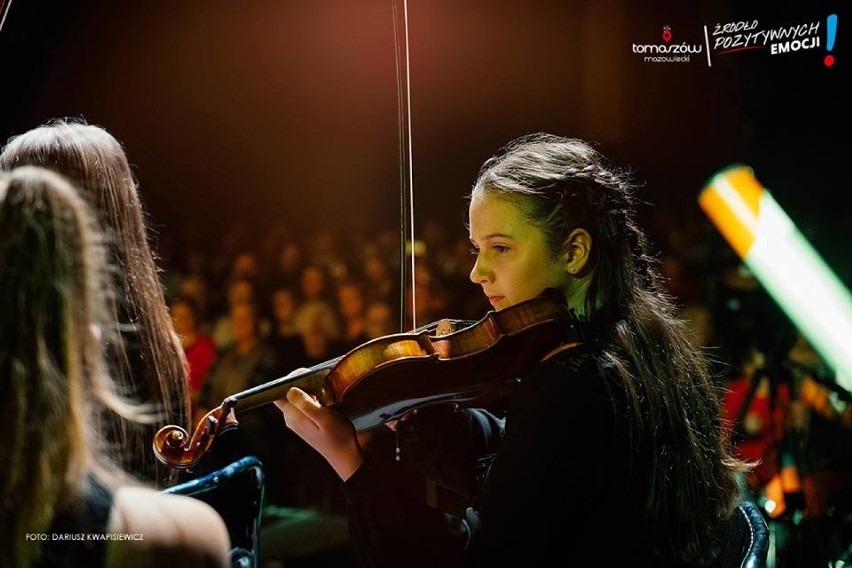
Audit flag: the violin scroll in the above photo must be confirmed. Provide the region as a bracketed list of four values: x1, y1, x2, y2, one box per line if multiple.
[153, 405, 236, 470]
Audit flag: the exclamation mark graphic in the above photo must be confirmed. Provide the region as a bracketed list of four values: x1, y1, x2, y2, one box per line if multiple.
[825, 14, 837, 67]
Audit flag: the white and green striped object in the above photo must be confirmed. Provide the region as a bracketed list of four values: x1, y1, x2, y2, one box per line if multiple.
[700, 164, 852, 395]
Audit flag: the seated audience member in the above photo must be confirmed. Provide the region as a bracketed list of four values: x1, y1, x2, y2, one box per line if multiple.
[177, 274, 213, 332]
[169, 295, 218, 423]
[201, 300, 279, 408]
[210, 277, 262, 350]
[293, 264, 341, 343]
[332, 279, 370, 354]
[199, 300, 284, 496]
[267, 285, 309, 375]
[364, 300, 397, 339]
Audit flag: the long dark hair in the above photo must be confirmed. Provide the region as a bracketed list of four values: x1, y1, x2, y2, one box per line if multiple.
[472, 133, 751, 565]
[0, 119, 189, 486]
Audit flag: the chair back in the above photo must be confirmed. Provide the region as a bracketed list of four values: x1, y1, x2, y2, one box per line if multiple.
[719, 500, 770, 568]
[163, 455, 265, 568]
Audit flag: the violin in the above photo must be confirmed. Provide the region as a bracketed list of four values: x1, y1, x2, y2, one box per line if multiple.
[153, 289, 585, 470]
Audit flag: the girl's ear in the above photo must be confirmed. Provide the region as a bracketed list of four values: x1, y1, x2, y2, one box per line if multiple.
[564, 228, 592, 275]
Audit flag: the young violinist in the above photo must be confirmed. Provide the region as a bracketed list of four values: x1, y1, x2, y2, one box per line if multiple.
[274, 133, 753, 566]
[0, 166, 230, 568]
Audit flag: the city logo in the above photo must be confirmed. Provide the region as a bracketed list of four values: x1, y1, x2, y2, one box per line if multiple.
[632, 25, 703, 64]
[632, 14, 838, 68]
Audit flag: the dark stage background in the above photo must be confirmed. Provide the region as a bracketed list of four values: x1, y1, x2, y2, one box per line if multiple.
[2, 2, 850, 566]
[0, 0, 847, 279]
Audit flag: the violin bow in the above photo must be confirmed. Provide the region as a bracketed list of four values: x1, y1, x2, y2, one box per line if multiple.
[391, 2, 420, 466]
[392, 0, 418, 333]
[0, 0, 15, 32]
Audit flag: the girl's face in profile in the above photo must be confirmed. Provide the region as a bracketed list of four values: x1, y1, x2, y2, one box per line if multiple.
[468, 192, 569, 310]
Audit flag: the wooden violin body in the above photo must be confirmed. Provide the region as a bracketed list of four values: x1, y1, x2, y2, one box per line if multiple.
[153, 289, 583, 469]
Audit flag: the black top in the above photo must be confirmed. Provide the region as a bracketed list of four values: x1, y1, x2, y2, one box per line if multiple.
[33, 476, 113, 568]
[340, 343, 690, 567]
